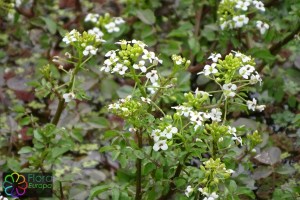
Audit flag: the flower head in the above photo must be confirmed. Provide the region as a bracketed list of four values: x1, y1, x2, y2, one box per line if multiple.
[199, 63, 218, 76]
[83, 45, 98, 56]
[247, 98, 257, 111]
[133, 60, 147, 73]
[208, 53, 222, 62]
[256, 21, 269, 34]
[235, 0, 250, 11]
[105, 22, 120, 33]
[153, 140, 168, 151]
[146, 70, 159, 83]
[142, 49, 156, 63]
[85, 13, 99, 23]
[222, 83, 237, 98]
[233, 15, 249, 28]
[162, 125, 178, 139]
[239, 64, 255, 79]
[209, 108, 222, 122]
[63, 92, 75, 103]
[185, 185, 194, 197]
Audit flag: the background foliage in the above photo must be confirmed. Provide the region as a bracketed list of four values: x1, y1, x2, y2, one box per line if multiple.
[0, 0, 299, 199]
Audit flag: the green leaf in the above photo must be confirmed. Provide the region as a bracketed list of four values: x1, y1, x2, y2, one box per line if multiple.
[133, 150, 144, 159]
[136, 9, 156, 25]
[51, 147, 70, 159]
[7, 158, 21, 171]
[88, 185, 110, 200]
[19, 116, 31, 126]
[18, 146, 33, 154]
[143, 162, 156, 175]
[237, 187, 255, 199]
[99, 145, 114, 152]
[248, 48, 275, 62]
[41, 17, 57, 34]
[33, 130, 43, 142]
[159, 40, 182, 56]
[229, 180, 237, 192]
[276, 164, 296, 175]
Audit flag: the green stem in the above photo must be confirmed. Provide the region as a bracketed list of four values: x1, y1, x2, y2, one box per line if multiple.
[135, 130, 143, 200]
[51, 54, 83, 125]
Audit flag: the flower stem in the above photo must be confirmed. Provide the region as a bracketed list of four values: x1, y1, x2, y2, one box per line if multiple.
[51, 54, 83, 125]
[135, 130, 143, 200]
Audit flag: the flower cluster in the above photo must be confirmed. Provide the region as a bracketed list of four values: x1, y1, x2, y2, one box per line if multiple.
[108, 95, 143, 118]
[85, 13, 125, 34]
[62, 29, 103, 56]
[185, 184, 220, 199]
[101, 39, 165, 96]
[151, 125, 178, 151]
[197, 51, 265, 111]
[218, 0, 269, 34]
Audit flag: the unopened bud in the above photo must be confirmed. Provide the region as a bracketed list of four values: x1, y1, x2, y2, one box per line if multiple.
[65, 52, 72, 59]
[58, 65, 64, 70]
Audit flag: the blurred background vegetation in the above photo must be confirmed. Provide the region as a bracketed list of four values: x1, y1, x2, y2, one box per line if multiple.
[0, 0, 299, 199]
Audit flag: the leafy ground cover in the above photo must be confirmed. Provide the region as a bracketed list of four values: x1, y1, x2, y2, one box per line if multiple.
[0, 0, 299, 199]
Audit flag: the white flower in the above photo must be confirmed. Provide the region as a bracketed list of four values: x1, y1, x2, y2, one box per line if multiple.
[232, 135, 243, 145]
[114, 17, 125, 25]
[256, 21, 269, 34]
[142, 49, 156, 63]
[62, 30, 79, 44]
[220, 21, 227, 30]
[132, 39, 147, 48]
[151, 129, 162, 142]
[233, 15, 249, 28]
[203, 192, 219, 200]
[100, 65, 111, 73]
[88, 27, 104, 41]
[185, 185, 194, 197]
[105, 22, 120, 33]
[105, 50, 117, 58]
[209, 108, 222, 122]
[83, 45, 98, 56]
[104, 56, 119, 66]
[146, 70, 159, 83]
[228, 126, 237, 135]
[250, 72, 262, 85]
[133, 60, 147, 73]
[190, 111, 203, 124]
[162, 125, 178, 139]
[256, 105, 266, 112]
[112, 63, 128, 75]
[239, 64, 255, 79]
[115, 40, 128, 45]
[63, 92, 75, 102]
[208, 53, 222, 62]
[226, 169, 235, 174]
[147, 82, 159, 94]
[153, 140, 168, 151]
[253, 0, 265, 12]
[141, 97, 151, 104]
[222, 83, 237, 98]
[247, 98, 257, 111]
[233, 51, 251, 62]
[172, 106, 192, 117]
[195, 88, 211, 99]
[199, 63, 218, 76]
[235, 0, 250, 11]
[153, 57, 163, 66]
[85, 13, 99, 23]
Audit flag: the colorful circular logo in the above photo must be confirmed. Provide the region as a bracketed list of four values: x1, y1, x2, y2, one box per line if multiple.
[3, 172, 28, 197]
